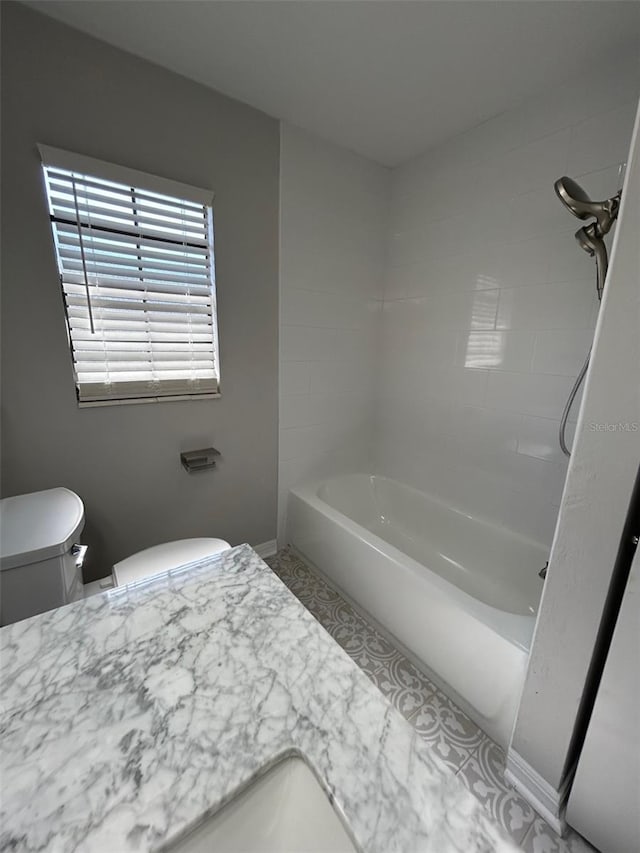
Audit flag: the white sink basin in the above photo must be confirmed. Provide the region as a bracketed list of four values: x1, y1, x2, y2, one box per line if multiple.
[167, 756, 358, 853]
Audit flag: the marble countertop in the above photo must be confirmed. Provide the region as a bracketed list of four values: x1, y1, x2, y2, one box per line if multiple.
[0, 544, 519, 853]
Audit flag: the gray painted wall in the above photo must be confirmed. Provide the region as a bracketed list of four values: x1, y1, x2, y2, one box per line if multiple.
[1, 3, 280, 579]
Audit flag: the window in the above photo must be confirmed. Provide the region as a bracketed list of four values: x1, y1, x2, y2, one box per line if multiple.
[39, 145, 220, 405]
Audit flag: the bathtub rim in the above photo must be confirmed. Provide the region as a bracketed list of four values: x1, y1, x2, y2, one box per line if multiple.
[289, 475, 540, 653]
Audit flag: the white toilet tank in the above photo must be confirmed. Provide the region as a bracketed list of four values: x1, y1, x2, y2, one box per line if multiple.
[0, 488, 87, 626]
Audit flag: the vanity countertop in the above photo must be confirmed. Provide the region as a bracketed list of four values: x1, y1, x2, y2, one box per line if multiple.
[0, 544, 519, 853]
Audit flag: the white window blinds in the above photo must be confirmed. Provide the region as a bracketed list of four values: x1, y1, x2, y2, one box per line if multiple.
[39, 145, 219, 405]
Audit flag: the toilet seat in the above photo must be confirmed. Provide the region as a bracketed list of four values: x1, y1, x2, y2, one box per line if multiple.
[112, 537, 231, 587]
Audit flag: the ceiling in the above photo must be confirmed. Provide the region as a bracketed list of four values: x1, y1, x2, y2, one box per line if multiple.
[27, 1, 640, 166]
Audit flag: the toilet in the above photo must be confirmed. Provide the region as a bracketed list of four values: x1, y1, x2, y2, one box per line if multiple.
[0, 488, 230, 626]
[0, 488, 86, 626]
[112, 538, 230, 588]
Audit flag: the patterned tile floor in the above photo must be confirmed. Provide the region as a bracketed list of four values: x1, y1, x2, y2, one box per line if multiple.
[265, 548, 596, 853]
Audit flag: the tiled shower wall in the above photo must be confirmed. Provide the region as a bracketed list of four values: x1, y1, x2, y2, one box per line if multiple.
[278, 125, 388, 542]
[377, 55, 639, 545]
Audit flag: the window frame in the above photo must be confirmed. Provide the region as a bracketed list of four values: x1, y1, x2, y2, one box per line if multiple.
[39, 145, 221, 407]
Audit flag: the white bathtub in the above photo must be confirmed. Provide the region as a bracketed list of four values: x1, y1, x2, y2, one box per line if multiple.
[287, 473, 547, 747]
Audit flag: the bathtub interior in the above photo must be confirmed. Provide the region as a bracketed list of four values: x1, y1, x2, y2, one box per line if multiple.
[316, 474, 546, 617]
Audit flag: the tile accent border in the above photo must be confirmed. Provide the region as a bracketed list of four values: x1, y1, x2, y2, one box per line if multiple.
[253, 539, 278, 558]
[505, 748, 567, 836]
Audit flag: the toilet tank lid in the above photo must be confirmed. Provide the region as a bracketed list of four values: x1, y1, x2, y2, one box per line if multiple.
[112, 538, 231, 587]
[0, 488, 85, 571]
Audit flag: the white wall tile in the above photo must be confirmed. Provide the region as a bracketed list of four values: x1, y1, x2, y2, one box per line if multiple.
[422, 366, 489, 407]
[496, 283, 595, 331]
[449, 405, 521, 459]
[281, 64, 638, 550]
[517, 415, 566, 465]
[572, 162, 627, 203]
[430, 288, 500, 330]
[307, 359, 372, 395]
[280, 325, 330, 362]
[279, 124, 387, 544]
[280, 425, 325, 462]
[545, 233, 597, 284]
[531, 329, 595, 376]
[280, 361, 311, 396]
[507, 185, 574, 243]
[509, 128, 572, 196]
[484, 371, 573, 419]
[281, 289, 367, 330]
[567, 102, 637, 177]
[379, 76, 636, 545]
[375, 394, 453, 458]
[455, 330, 535, 372]
[497, 237, 551, 288]
[280, 246, 384, 300]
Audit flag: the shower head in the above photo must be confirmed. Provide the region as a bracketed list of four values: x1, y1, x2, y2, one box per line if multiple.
[575, 224, 597, 257]
[575, 223, 608, 299]
[554, 176, 621, 237]
[555, 176, 621, 458]
[555, 177, 593, 220]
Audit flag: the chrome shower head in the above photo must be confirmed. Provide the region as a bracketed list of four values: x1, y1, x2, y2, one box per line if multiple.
[554, 176, 621, 237]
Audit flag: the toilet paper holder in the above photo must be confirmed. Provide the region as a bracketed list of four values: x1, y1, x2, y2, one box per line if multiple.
[180, 447, 221, 473]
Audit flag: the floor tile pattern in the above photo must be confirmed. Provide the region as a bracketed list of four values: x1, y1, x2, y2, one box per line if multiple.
[457, 739, 536, 845]
[266, 548, 596, 853]
[410, 687, 486, 774]
[521, 818, 596, 853]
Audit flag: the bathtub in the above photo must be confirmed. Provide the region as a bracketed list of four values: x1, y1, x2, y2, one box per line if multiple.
[287, 473, 547, 748]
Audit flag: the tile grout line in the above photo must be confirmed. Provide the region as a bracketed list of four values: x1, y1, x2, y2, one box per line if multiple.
[467, 735, 488, 764]
[519, 818, 536, 849]
[454, 752, 474, 779]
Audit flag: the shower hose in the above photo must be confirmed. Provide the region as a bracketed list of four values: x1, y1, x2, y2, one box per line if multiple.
[559, 277, 603, 457]
[559, 348, 592, 458]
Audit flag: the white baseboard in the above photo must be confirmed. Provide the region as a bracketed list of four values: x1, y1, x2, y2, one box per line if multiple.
[253, 539, 278, 559]
[505, 749, 566, 836]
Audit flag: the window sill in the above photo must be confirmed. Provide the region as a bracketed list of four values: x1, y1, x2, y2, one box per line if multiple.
[78, 392, 221, 408]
